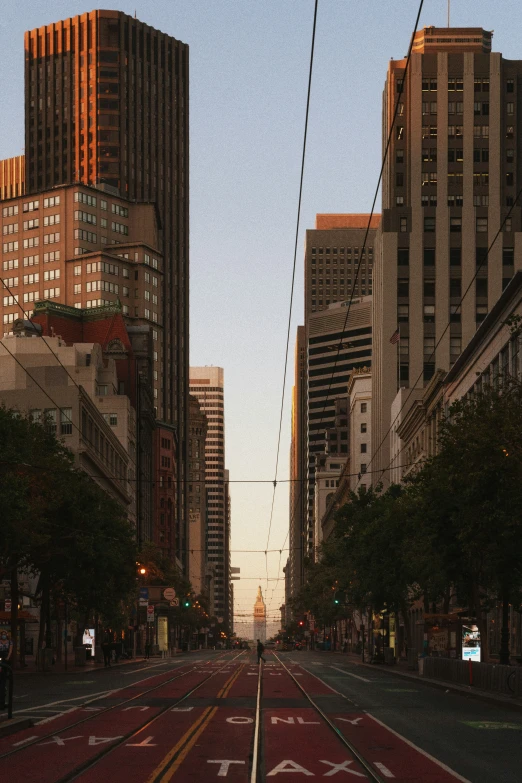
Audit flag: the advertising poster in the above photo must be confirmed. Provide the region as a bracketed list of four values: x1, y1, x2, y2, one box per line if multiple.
[462, 624, 481, 662]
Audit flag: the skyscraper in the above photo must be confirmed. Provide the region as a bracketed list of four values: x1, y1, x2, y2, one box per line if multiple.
[189, 367, 230, 622]
[0, 10, 190, 561]
[372, 26, 522, 481]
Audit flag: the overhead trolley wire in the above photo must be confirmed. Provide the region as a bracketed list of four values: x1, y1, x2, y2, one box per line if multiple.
[265, 0, 319, 565]
[357, 181, 522, 490]
[310, 0, 425, 436]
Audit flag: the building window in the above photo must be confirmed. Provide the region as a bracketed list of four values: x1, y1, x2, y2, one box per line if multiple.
[360, 403, 367, 413]
[423, 363, 435, 382]
[397, 304, 409, 323]
[60, 408, 72, 435]
[399, 217, 408, 232]
[397, 278, 409, 297]
[424, 217, 435, 232]
[423, 305, 435, 323]
[396, 196, 404, 206]
[450, 217, 462, 233]
[449, 278, 462, 298]
[397, 249, 409, 266]
[476, 217, 488, 233]
[361, 423, 367, 433]
[424, 248, 435, 267]
[507, 102, 514, 115]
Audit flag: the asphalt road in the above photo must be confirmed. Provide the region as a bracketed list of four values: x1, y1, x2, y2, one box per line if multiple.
[2, 650, 521, 782]
[10, 652, 215, 721]
[284, 651, 522, 783]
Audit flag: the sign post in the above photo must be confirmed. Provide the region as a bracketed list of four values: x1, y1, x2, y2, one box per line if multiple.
[147, 605, 154, 623]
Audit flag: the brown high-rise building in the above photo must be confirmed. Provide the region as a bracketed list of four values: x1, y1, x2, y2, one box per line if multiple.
[0, 11, 190, 563]
[372, 27, 522, 482]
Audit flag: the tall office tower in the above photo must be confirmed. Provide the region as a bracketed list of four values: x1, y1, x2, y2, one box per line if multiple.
[372, 27, 522, 482]
[304, 214, 379, 316]
[22, 10, 189, 558]
[223, 469, 233, 632]
[188, 394, 208, 596]
[291, 214, 378, 568]
[288, 325, 306, 614]
[189, 367, 229, 621]
[253, 586, 266, 644]
[306, 299, 372, 555]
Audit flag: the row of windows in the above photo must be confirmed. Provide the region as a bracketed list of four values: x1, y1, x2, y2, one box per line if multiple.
[398, 277, 491, 299]
[417, 147, 509, 164]
[30, 407, 72, 435]
[397, 301, 499, 325]
[311, 247, 373, 257]
[398, 247, 515, 268]
[404, 77, 514, 93]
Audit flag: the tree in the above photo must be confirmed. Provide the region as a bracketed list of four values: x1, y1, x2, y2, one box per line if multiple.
[419, 377, 522, 663]
[0, 407, 138, 663]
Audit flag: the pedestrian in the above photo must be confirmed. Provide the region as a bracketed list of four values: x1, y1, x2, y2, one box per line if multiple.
[256, 639, 266, 664]
[145, 640, 151, 660]
[101, 633, 112, 668]
[0, 630, 13, 709]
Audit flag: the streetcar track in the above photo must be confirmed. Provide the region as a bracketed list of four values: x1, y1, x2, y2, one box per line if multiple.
[270, 652, 387, 783]
[0, 650, 237, 763]
[57, 651, 246, 782]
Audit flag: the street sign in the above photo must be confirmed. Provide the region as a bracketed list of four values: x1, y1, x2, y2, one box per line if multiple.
[146, 605, 155, 623]
[170, 598, 179, 607]
[139, 587, 149, 607]
[163, 587, 176, 601]
[4, 599, 11, 612]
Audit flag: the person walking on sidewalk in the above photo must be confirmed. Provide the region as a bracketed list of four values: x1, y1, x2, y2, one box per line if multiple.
[256, 639, 266, 664]
[101, 632, 112, 668]
[0, 631, 13, 708]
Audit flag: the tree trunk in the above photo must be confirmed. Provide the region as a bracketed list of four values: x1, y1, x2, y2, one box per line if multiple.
[10, 568, 19, 668]
[37, 573, 49, 666]
[499, 587, 511, 666]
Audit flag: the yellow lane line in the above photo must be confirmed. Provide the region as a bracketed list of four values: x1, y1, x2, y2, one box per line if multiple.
[158, 706, 218, 782]
[147, 662, 245, 783]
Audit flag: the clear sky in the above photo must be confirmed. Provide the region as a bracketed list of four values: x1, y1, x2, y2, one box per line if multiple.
[2, 1, 522, 637]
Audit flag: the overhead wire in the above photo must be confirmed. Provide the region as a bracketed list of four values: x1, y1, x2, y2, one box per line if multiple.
[358, 181, 522, 489]
[308, 0, 425, 438]
[265, 0, 319, 567]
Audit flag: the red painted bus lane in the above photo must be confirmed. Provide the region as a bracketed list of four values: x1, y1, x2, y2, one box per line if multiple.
[263, 708, 368, 778]
[332, 712, 468, 783]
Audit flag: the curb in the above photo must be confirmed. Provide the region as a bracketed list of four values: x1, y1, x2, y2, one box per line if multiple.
[325, 653, 522, 713]
[0, 716, 34, 737]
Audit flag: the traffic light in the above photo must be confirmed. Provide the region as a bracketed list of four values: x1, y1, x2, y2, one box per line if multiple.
[334, 590, 341, 605]
[298, 617, 306, 628]
[183, 596, 192, 608]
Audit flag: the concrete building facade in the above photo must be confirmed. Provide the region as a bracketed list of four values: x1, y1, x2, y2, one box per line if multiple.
[0, 331, 135, 515]
[187, 394, 208, 597]
[306, 297, 372, 556]
[372, 26, 522, 483]
[0, 9, 190, 567]
[189, 367, 229, 622]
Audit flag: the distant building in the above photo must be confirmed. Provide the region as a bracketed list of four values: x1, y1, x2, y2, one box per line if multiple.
[29, 300, 155, 545]
[0, 328, 135, 516]
[253, 586, 266, 643]
[306, 297, 372, 555]
[188, 395, 208, 597]
[189, 367, 229, 621]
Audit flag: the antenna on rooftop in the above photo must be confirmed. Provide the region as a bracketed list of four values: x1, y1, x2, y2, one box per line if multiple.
[447, 0, 451, 28]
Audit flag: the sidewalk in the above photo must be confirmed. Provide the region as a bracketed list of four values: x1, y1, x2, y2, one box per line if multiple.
[12, 654, 158, 676]
[316, 650, 522, 712]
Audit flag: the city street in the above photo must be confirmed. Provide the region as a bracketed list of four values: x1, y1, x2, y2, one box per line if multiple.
[1, 650, 521, 782]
